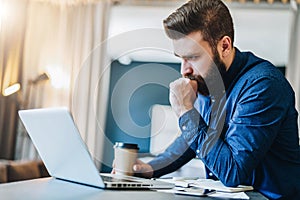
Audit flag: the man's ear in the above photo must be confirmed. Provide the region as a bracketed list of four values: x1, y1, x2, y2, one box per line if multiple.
[218, 36, 232, 58]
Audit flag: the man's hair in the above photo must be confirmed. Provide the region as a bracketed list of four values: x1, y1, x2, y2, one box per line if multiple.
[163, 0, 234, 50]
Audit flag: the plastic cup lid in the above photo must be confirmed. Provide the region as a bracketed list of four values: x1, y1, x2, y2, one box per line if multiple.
[114, 142, 139, 150]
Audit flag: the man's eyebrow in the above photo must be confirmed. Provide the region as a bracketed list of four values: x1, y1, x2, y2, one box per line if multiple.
[174, 53, 191, 59]
[174, 52, 201, 59]
[174, 53, 180, 58]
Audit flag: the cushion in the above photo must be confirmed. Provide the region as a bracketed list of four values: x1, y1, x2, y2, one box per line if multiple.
[7, 160, 41, 182]
[0, 163, 8, 183]
[37, 160, 49, 177]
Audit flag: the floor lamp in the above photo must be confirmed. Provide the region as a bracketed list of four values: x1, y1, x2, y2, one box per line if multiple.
[22, 73, 49, 109]
[14, 73, 50, 160]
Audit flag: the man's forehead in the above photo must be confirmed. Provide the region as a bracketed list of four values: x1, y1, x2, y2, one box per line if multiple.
[173, 38, 206, 58]
[172, 31, 211, 58]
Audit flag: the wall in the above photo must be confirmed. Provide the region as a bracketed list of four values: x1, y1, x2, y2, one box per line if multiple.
[101, 60, 180, 172]
[108, 4, 292, 66]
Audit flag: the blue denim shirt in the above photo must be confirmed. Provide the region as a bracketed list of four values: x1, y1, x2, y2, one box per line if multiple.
[148, 48, 300, 200]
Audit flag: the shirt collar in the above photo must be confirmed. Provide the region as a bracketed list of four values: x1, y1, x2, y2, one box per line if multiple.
[223, 47, 247, 91]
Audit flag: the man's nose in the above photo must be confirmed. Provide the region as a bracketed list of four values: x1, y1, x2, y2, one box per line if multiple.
[181, 59, 193, 76]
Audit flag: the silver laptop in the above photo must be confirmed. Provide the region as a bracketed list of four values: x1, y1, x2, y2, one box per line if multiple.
[18, 107, 174, 189]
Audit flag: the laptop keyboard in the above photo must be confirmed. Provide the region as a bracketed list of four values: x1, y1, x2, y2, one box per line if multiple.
[101, 175, 154, 188]
[100, 175, 139, 183]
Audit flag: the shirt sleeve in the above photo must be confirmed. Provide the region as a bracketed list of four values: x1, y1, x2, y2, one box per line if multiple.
[178, 75, 294, 187]
[148, 133, 196, 178]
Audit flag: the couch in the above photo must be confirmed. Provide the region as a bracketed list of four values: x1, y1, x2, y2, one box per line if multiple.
[0, 160, 49, 183]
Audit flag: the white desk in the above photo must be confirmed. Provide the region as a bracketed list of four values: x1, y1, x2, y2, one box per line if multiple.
[0, 177, 268, 200]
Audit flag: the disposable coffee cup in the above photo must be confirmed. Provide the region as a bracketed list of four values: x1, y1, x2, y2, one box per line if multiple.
[114, 142, 139, 176]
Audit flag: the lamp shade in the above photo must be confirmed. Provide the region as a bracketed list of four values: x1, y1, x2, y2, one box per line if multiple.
[3, 83, 21, 96]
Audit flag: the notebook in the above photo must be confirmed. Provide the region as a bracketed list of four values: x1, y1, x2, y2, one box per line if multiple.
[18, 107, 174, 190]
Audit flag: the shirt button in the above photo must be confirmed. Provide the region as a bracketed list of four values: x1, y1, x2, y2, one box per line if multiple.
[209, 173, 213, 177]
[196, 149, 200, 154]
[182, 125, 187, 131]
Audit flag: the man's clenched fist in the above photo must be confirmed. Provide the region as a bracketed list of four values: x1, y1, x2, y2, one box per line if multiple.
[169, 78, 198, 117]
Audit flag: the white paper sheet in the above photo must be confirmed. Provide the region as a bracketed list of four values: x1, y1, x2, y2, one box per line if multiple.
[191, 179, 254, 193]
[209, 191, 250, 199]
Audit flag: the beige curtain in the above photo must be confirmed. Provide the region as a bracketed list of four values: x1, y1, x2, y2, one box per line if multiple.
[0, 0, 28, 159]
[286, 3, 300, 141]
[14, 0, 111, 165]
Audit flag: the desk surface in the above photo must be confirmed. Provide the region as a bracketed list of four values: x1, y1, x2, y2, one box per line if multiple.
[0, 178, 267, 200]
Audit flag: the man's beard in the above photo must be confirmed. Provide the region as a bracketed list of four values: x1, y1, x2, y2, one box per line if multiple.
[186, 53, 226, 96]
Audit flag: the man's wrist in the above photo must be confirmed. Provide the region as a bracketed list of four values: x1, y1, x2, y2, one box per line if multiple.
[179, 106, 194, 117]
[179, 108, 206, 146]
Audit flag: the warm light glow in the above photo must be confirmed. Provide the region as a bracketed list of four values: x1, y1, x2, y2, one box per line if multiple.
[3, 83, 21, 96]
[46, 65, 70, 89]
[0, 5, 3, 30]
[0, 2, 8, 30]
[32, 0, 102, 5]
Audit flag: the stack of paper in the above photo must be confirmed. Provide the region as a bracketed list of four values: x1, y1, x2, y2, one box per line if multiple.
[155, 177, 253, 199]
[191, 179, 254, 193]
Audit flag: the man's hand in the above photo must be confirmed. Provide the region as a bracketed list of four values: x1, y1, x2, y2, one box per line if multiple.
[111, 159, 153, 178]
[132, 159, 153, 178]
[169, 78, 197, 117]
